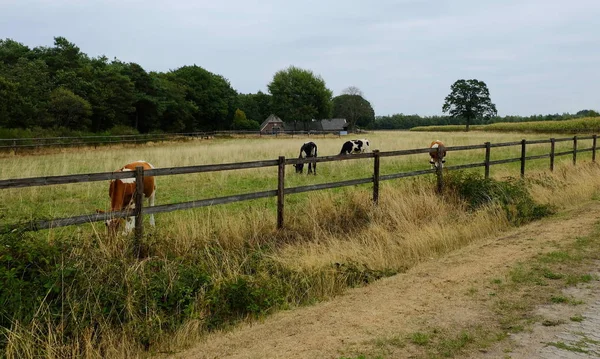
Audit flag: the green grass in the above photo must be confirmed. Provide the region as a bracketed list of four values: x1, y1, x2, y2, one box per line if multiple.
[410, 117, 600, 134]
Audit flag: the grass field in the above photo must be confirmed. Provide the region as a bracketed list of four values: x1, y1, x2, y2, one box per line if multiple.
[2, 130, 600, 358]
[410, 116, 600, 133]
[0, 130, 585, 229]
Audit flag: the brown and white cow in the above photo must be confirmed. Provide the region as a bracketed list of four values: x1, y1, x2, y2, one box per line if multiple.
[97, 160, 156, 236]
[429, 140, 447, 169]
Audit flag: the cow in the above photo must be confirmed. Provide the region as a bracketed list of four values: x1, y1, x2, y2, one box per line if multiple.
[97, 160, 156, 236]
[429, 140, 447, 169]
[293, 141, 318, 175]
[339, 139, 370, 155]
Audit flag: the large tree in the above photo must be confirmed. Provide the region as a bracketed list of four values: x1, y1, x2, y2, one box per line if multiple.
[332, 86, 375, 130]
[267, 66, 332, 130]
[170, 65, 238, 131]
[442, 79, 497, 131]
[47, 87, 92, 130]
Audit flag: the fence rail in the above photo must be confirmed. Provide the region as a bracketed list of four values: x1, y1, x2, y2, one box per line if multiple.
[0, 130, 351, 152]
[2, 135, 598, 238]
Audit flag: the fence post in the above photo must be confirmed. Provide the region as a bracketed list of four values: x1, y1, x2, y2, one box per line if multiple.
[373, 150, 380, 204]
[277, 156, 285, 229]
[550, 138, 555, 172]
[520, 139, 526, 178]
[436, 146, 443, 194]
[134, 166, 145, 253]
[573, 135, 577, 166]
[593, 135, 597, 163]
[484, 142, 491, 179]
[12, 140, 16, 155]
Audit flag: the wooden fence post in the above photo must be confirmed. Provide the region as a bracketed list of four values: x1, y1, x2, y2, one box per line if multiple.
[484, 142, 491, 179]
[550, 138, 555, 172]
[593, 135, 597, 163]
[573, 135, 577, 166]
[134, 166, 145, 253]
[436, 146, 443, 194]
[520, 139, 526, 178]
[373, 150, 380, 204]
[277, 156, 285, 229]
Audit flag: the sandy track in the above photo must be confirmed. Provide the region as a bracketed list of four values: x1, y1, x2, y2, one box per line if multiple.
[170, 202, 600, 359]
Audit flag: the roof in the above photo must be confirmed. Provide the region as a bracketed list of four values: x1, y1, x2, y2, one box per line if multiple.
[259, 114, 283, 131]
[320, 118, 347, 131]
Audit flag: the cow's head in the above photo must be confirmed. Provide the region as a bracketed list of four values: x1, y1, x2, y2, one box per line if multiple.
[96, 209, 124, 237]
[293, 163, 304, 174]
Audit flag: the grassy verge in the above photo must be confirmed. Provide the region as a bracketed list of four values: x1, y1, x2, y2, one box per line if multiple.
[410, 117, 600, 133]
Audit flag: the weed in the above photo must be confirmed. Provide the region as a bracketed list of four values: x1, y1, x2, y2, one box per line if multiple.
[409, 332, 430, 346]
[570, 315, 584, 322]
[546, 341, 588, 353]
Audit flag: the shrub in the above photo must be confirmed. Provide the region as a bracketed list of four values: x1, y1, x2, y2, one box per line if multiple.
[444, 172, 555, 225]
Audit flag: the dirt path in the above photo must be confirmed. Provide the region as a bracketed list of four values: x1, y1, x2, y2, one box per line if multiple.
[170, 202, 600, 359]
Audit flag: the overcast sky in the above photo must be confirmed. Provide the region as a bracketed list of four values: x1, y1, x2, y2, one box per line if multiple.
[1, 0, 599, 117]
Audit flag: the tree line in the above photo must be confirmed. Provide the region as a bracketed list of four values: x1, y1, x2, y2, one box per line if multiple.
[1, 37, 596, 137]
[0, 37, 376, 137]
[375, 110, 600, 130]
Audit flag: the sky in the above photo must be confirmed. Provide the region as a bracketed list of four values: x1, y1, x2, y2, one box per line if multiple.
[1, 0, 599, 117]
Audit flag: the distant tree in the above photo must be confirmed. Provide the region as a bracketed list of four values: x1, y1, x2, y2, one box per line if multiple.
[442, 79, 497, 131]
[268, 66, 332, 130]
[0, 39, 32, 65]
[1, 58, 52, 128]
[0, 76, 20, 127]
[87, 60, 136, 131]
[576, 109, 600, 118]
[153, 72, 197, 132]
[47, 87, 92, 129]
[232, 108, 260, 130]
[332, 86, 375, 130]
[170, 65, 238, 131]
[236, 91, 272, 123]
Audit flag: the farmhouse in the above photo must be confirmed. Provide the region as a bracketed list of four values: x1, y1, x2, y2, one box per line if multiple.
[259, 114, 284, 134]
[281, 118, 349, 132]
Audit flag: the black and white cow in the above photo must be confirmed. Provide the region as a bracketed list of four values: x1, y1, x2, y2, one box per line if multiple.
[294, 141, 318, 175]
[339, 139, 370, 155]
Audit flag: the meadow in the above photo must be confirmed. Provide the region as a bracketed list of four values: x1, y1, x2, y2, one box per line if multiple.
[1, 130, 600, 358]
[410, 116, 600, 133]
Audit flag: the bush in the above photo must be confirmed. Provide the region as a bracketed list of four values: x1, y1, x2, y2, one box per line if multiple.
[444, 172, 555, 225]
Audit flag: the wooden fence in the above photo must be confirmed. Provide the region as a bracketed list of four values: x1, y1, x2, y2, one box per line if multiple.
[1, 135, 597, 244]
[0, 130, 347, 152]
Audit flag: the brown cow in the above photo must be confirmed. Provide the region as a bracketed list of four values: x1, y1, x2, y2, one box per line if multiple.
[429, 140, 447, 169]
[97, 160, 156, 236]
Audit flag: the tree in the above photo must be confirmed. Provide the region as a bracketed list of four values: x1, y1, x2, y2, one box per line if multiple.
[47, 87, 92, 130]
[332, 86, 375, 130]
[170, 65, 237, 131]
[442, 79, 497, 131]
[236, 91, 272, 123]
[267, 66, 332, 130]
[232, 108, 260, 130]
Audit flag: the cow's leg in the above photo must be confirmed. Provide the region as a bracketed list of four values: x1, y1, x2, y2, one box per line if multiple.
[148, 191, 156, 227]
[313, 158, 317, 175]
